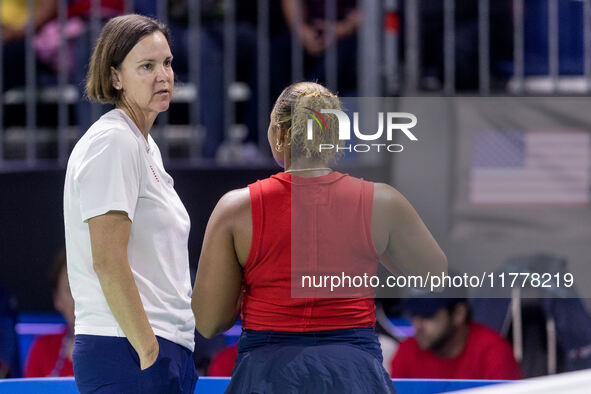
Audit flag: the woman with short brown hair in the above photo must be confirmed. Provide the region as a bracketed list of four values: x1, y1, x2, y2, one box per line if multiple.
[64, 14, 197, 393]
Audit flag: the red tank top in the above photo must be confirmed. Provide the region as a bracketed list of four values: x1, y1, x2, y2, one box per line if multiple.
[241, 171, 379, 332]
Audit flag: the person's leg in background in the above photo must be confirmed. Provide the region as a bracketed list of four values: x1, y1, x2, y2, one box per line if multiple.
[236, 23, 260, 151]
[74, 28, 111, 134]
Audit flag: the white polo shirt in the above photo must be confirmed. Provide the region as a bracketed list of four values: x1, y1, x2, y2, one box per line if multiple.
[64, 109, 195, 351]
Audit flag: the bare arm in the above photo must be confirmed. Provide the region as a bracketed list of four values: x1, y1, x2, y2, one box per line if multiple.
[281, 0, 306, 31]
[334, 9, 360, 40]
[281, 0, 324, 55]
[373, 183, 447, 278]
[88, 211, 158, 370]
[192, 190, 246, 339]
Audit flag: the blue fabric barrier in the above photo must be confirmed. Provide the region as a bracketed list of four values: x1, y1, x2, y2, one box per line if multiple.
[0, 377, 507, 393]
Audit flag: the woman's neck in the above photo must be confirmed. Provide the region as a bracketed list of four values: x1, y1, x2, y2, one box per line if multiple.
[284, 160, 332, 177]
[118, 103, 157, 140]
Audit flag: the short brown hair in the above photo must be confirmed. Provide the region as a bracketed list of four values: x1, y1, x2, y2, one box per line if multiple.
[85, 14, 170, 105]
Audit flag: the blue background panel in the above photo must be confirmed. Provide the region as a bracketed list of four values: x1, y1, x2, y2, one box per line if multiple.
[0, 377, 506, 393]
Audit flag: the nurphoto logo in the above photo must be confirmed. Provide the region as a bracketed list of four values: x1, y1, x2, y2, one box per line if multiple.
[306, 109, 418, 153]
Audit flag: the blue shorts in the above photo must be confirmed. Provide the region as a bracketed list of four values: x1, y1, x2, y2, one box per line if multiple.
[73, 334, 197, 394]
[226, 327, 396, 394]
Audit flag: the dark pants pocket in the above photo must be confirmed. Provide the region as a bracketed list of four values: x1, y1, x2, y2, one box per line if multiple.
[140, 356, 176, 394]
[74, 334, 196, 394]
[74, 335, 140, 394]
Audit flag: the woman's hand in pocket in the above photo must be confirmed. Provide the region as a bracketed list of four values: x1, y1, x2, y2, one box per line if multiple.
[139, 337, 160, 370]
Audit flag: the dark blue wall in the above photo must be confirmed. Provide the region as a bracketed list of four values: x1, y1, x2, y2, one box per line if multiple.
[0, 167, 275, 312]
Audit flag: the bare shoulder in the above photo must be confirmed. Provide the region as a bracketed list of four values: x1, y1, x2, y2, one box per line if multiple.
[218, 187, 250, 207]
[373, 182, 410, 211]
[212, 187, 252, 264]
[214, 187, 251, 219]
[372, 182, 421, 231]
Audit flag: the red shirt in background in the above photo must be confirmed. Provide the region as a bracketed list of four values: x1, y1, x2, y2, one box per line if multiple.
[67, 0, 124, 18]
[391, 322, 521, 380]
[24, 331, 73, 378]
[208, 344, 238, 377]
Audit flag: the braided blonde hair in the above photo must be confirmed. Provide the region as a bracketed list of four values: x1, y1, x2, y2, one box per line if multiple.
[271, 82, 343, 162]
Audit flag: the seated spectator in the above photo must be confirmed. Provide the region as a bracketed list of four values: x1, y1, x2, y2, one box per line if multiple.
[1, 0, 57, 91]
[391, 298, 521, 380]
[23, 250, 74, 377]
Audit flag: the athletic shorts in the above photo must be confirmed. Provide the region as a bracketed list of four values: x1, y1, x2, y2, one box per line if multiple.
[226, 327, 396, 394]
[73, 334, 197, 394]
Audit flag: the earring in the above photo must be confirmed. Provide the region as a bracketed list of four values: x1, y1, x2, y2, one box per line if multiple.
[275, 141, 282, 152]
[115, 84, 121, 90]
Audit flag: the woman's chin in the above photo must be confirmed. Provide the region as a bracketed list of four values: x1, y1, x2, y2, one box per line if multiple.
[156, 102, 170, 112]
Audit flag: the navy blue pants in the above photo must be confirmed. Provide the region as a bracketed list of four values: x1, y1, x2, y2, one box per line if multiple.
[226, 328, 396, 394]
[73, 335, 197, 394]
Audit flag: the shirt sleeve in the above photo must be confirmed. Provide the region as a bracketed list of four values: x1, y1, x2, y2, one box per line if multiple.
[76, 128, 142, 222]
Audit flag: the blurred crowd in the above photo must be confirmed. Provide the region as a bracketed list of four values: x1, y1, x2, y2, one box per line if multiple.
[3, 0, 583, 161]
[1, 0, 362, 160]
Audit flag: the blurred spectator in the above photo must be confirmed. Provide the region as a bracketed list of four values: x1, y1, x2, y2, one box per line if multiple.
[23, 249, 74, 377]
[1, 0, 56, 42]
[418, 0, 513, 91]
[0, 284, 18, 378]
[70, 0, 125, 132]
[391, 298, 521, 380]
[272, 0, 360, 99]
[1, 0, 124, 132]
[33, 0, 124, 79]
[1, 0, 57, 91]
[197, 0, 258, 159]
[207, 343, 237, 377]
[132, 0, 259, 159]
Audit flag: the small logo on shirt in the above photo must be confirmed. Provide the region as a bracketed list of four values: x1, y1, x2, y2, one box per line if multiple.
[149, 165, 160, 183]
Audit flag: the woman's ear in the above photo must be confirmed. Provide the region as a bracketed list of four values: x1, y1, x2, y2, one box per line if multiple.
[276, 126, 292, 146]
[275, 126, 285, 146]
[110, 66, 122, 90]
[282, 129, 292, 146]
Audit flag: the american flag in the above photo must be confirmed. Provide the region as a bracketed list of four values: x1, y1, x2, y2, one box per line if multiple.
[469, 130, 590, 205]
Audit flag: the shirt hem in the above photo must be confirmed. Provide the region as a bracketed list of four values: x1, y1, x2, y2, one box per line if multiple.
[74, 325, 194, 351]
[81, 203, 134, 222]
